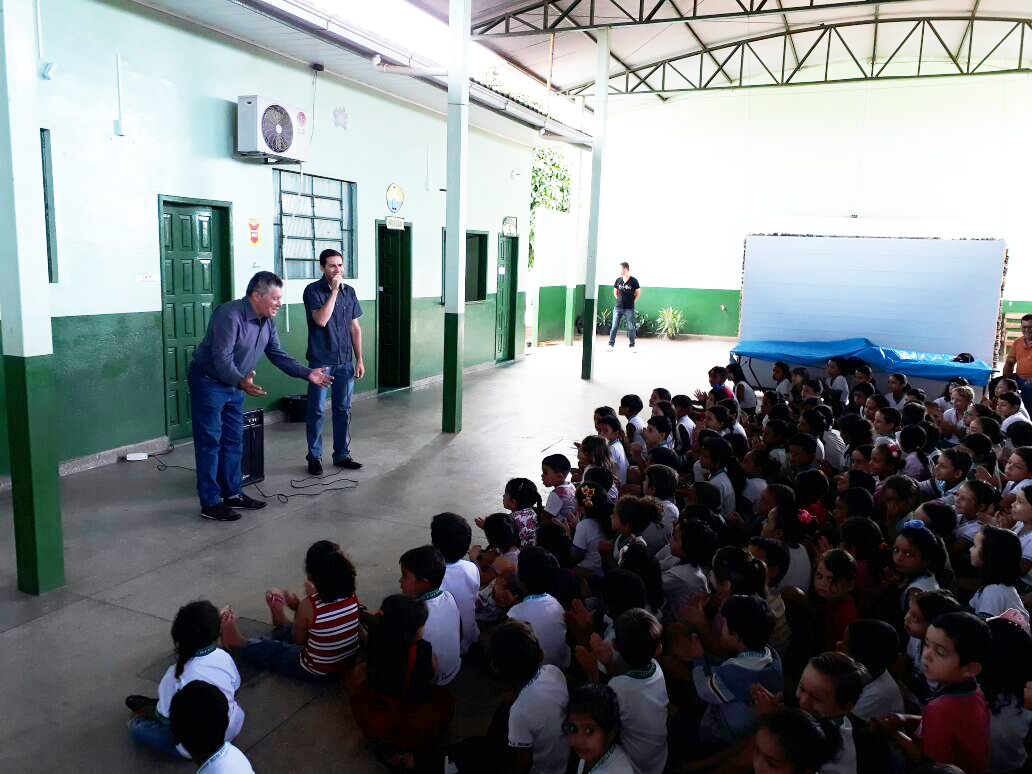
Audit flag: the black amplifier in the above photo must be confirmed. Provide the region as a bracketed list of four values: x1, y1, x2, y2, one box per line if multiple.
[241, 408, 265, 486]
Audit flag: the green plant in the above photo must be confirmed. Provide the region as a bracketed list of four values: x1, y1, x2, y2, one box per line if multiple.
[635, 312, 652, 335]
[596, 306, 612, 328]
[655, 306, 685, 339]
[528, 146, 571, 268]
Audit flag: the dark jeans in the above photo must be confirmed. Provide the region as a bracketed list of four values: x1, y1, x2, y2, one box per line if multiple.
[608, 307, 637, 347]
[305, 361, 356, 463]
[1016, 377, 1032, 414]
[188, 365, 243, 508]
[128, 715, 182, 757]
[238, 624, 336, 683]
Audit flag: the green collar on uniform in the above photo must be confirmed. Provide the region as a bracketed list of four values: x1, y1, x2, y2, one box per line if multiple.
[420, 589, 443, 602]
[624, 661, 657, 680]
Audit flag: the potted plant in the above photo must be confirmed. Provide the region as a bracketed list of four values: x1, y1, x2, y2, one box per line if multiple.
[635, 312, 653, 337]
[596, 306, 613, 334]
[655, 306, 685, 339]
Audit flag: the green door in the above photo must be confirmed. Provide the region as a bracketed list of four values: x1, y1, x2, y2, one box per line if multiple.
[377, 222, 412, 391]
[160, 204, 227, 441]
[495, 235, 518, 361]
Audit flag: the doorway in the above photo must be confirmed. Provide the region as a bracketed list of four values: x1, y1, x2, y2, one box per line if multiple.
[376, 221, 412, 391]
[495, 235, 518, 362]
[158, 198, 233, 441]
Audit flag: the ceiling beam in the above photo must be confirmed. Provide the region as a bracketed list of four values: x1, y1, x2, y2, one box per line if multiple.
[472, 0, 923, 38]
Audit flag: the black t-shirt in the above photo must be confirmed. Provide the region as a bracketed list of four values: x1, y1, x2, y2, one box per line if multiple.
[614, 276, 640, 309]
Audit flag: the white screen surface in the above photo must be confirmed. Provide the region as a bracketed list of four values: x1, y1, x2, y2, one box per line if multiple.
[739, 236, 1006, 364]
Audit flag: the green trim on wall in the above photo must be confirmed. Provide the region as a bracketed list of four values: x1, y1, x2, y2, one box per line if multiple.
[537, 285, 568, 341]
[594, 286, 742, 337]
[443, 312, 463, 433]
[581, 297, 596, 379]
[4, 354, 64, 593]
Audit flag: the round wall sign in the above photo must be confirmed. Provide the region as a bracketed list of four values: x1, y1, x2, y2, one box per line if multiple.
[386, 184, 404, 214]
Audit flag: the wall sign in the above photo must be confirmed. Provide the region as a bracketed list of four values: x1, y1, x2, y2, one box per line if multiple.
[386, 184, 404, 214]
[247, 218, 261, 246]
[385, 215, 405, 230]
[502, 216, 518, 236]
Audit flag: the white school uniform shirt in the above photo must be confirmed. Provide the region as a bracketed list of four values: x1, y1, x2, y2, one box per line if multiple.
[821, 715, 858, 774]
[827, 375, 850, 405]
[708, 469, 736, 518]
[884, 392, 908, 410]
[577, 744, 639, 773]
[609, 661, 669, 774]
[954, 517, 983, 545]
[1002, 412, 1028, 433]
[823, 430, 847, 471]
[197, 743, 255, 774]
[735, 381, 757, 411]
[573, 518, 606, 575]
[442, 559, 480, 655]
[970, 584, 1029, 621]
[610, 440, 629, 485]
[508, 593, 571, 669]
[678, 414, 696, 441]
[627, 416, 645, 443]
[852, 670, 904, 721]
[1015, 526, 1032, 586]
[901, 574, 939, 609]
[156, 648, 244, 759]
[422, 589, 461, 685]
[508, 665, 570, 774]
[741, 477, 766, 507]
[659, 499, 679, 541]
[990, 697, 1032, 773]
[776, 544, 812, 592]
[942, 407, 964, 444]
[776, 379, 791, 398]
[662, 562, 708, 622]
[1003, 477, 1032, 499]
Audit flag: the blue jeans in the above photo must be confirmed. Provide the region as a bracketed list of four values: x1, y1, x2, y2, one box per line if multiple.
[188, 365, 244, 508]
[608, 307, 637, 347]
[1016, 377, 1032, 414]
[239, 633, 335, 683]
[128, 715, 181, 757]
[306, 361, 355, 463]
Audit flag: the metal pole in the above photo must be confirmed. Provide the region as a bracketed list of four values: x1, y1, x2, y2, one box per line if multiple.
[443, 0, 470, 432]
[581, 28, 609, 380]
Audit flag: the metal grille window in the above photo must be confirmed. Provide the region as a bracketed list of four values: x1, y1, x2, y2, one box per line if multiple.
[274, 170, 356, 280]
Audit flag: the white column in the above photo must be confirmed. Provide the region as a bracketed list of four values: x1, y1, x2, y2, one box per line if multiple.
[442, 0, 470, 432]
[563, 96, 585, 345]
[581, 28, 609, 380]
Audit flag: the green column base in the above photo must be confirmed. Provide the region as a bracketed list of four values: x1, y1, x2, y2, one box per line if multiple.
[4, 354, 64, 594]
[563, 286, 578, 346]
[443, 312, 464, 433]
[581, 297, 596, 380]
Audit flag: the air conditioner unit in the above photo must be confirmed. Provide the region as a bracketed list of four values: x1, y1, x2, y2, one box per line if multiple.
[237, 95, 310, 163]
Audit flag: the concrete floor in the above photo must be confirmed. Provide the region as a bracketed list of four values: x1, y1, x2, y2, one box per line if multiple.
[0, 334, 735, 773]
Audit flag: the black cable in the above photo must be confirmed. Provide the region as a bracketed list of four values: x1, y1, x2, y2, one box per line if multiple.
[151, 456, 359, 503]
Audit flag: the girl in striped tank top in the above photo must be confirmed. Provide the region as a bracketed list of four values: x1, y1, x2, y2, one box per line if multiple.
[220, 540, 361, 681]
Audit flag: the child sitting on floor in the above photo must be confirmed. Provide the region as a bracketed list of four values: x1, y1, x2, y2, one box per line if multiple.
[399, 545, 461, 686]
[168, 680, 254, 773]
[751, 707, 843, 774]
[219, 541, 360, 682]
[968, 525, 1029, 621]
[619, 394, 646, 445]
[662, 516, 715, 623]
[571, 481, 614, 578]
[596, 415, 630, 486]
[432, 512, 480, 656]
[507, 546, 570, 669]
[840, 619, 903, 721]
[126, 600, 244, 759]
[540, 454, 577, 533]
[813, 548, 858, 652]
[564, 683, 636, 774]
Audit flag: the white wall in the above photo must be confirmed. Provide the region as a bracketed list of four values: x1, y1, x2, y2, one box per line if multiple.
[600, 74, 1032, 299]
[33, 0, 533, 317]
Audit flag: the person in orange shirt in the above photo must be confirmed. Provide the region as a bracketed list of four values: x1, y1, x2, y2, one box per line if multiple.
[1004, 314, 1032, 412]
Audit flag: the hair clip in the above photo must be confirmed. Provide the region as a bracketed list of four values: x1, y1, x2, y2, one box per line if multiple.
[901, 519, 929, 531]
[797, 509, 816, 525]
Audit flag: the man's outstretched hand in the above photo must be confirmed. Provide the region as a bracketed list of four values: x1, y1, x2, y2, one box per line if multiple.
[308, 368, 334, 388]
[238, 371, 267, 397]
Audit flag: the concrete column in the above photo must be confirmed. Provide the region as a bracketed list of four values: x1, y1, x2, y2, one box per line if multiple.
[442, 0, 470, 432]
[581, 29, 609, 380]
[563, 97, 585, 346]
[0, 0, 64, 593]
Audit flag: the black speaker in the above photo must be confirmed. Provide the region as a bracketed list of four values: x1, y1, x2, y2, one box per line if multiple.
[241, 408, 265, 486]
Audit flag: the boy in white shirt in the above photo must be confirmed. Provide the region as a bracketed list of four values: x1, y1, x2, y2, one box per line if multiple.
[998, 392, 1029, 431]
[541, 453, 578, 531]
[672, 394, 697, 455]
[582, 608, 669, 774]
[399, 545, 461, 685]
[431, 512, 480, 656]
[169, 680, 255, 774]
[492, 620, 570, 774]
[644, 463, 680, 542]
[619, 394, 646, 445]
[508, 547, 571, 669]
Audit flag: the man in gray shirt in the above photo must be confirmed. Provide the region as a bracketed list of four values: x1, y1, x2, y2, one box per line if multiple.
[189, 271, 332, 521]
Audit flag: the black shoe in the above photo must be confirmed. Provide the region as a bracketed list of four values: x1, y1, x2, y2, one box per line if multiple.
[224, 493, 266, 510]
[200, 503, 242, 522]
[308, 458, 323, 476]
[125, 695, 158, 713]
[334, 457, 363, 470]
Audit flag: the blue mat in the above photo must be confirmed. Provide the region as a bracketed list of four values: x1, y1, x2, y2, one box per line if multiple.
[730, 337, 993, 386]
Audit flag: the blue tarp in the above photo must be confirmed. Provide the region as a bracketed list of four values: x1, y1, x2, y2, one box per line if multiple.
[730, 337, 993, 386]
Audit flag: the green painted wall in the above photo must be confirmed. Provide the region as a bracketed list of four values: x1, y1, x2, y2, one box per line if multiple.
[0, 329, 6, 474]
[594, 286, 742, 337]
[536, 284, 585, 342]
[411, 295, 499, 381]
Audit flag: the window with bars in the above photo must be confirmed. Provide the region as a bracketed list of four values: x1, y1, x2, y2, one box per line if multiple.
[273, 170, 356, 280]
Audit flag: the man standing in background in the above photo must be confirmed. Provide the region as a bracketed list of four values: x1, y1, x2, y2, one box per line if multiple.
[608, 261, 641, 352]
[303, 249, 365, 475]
